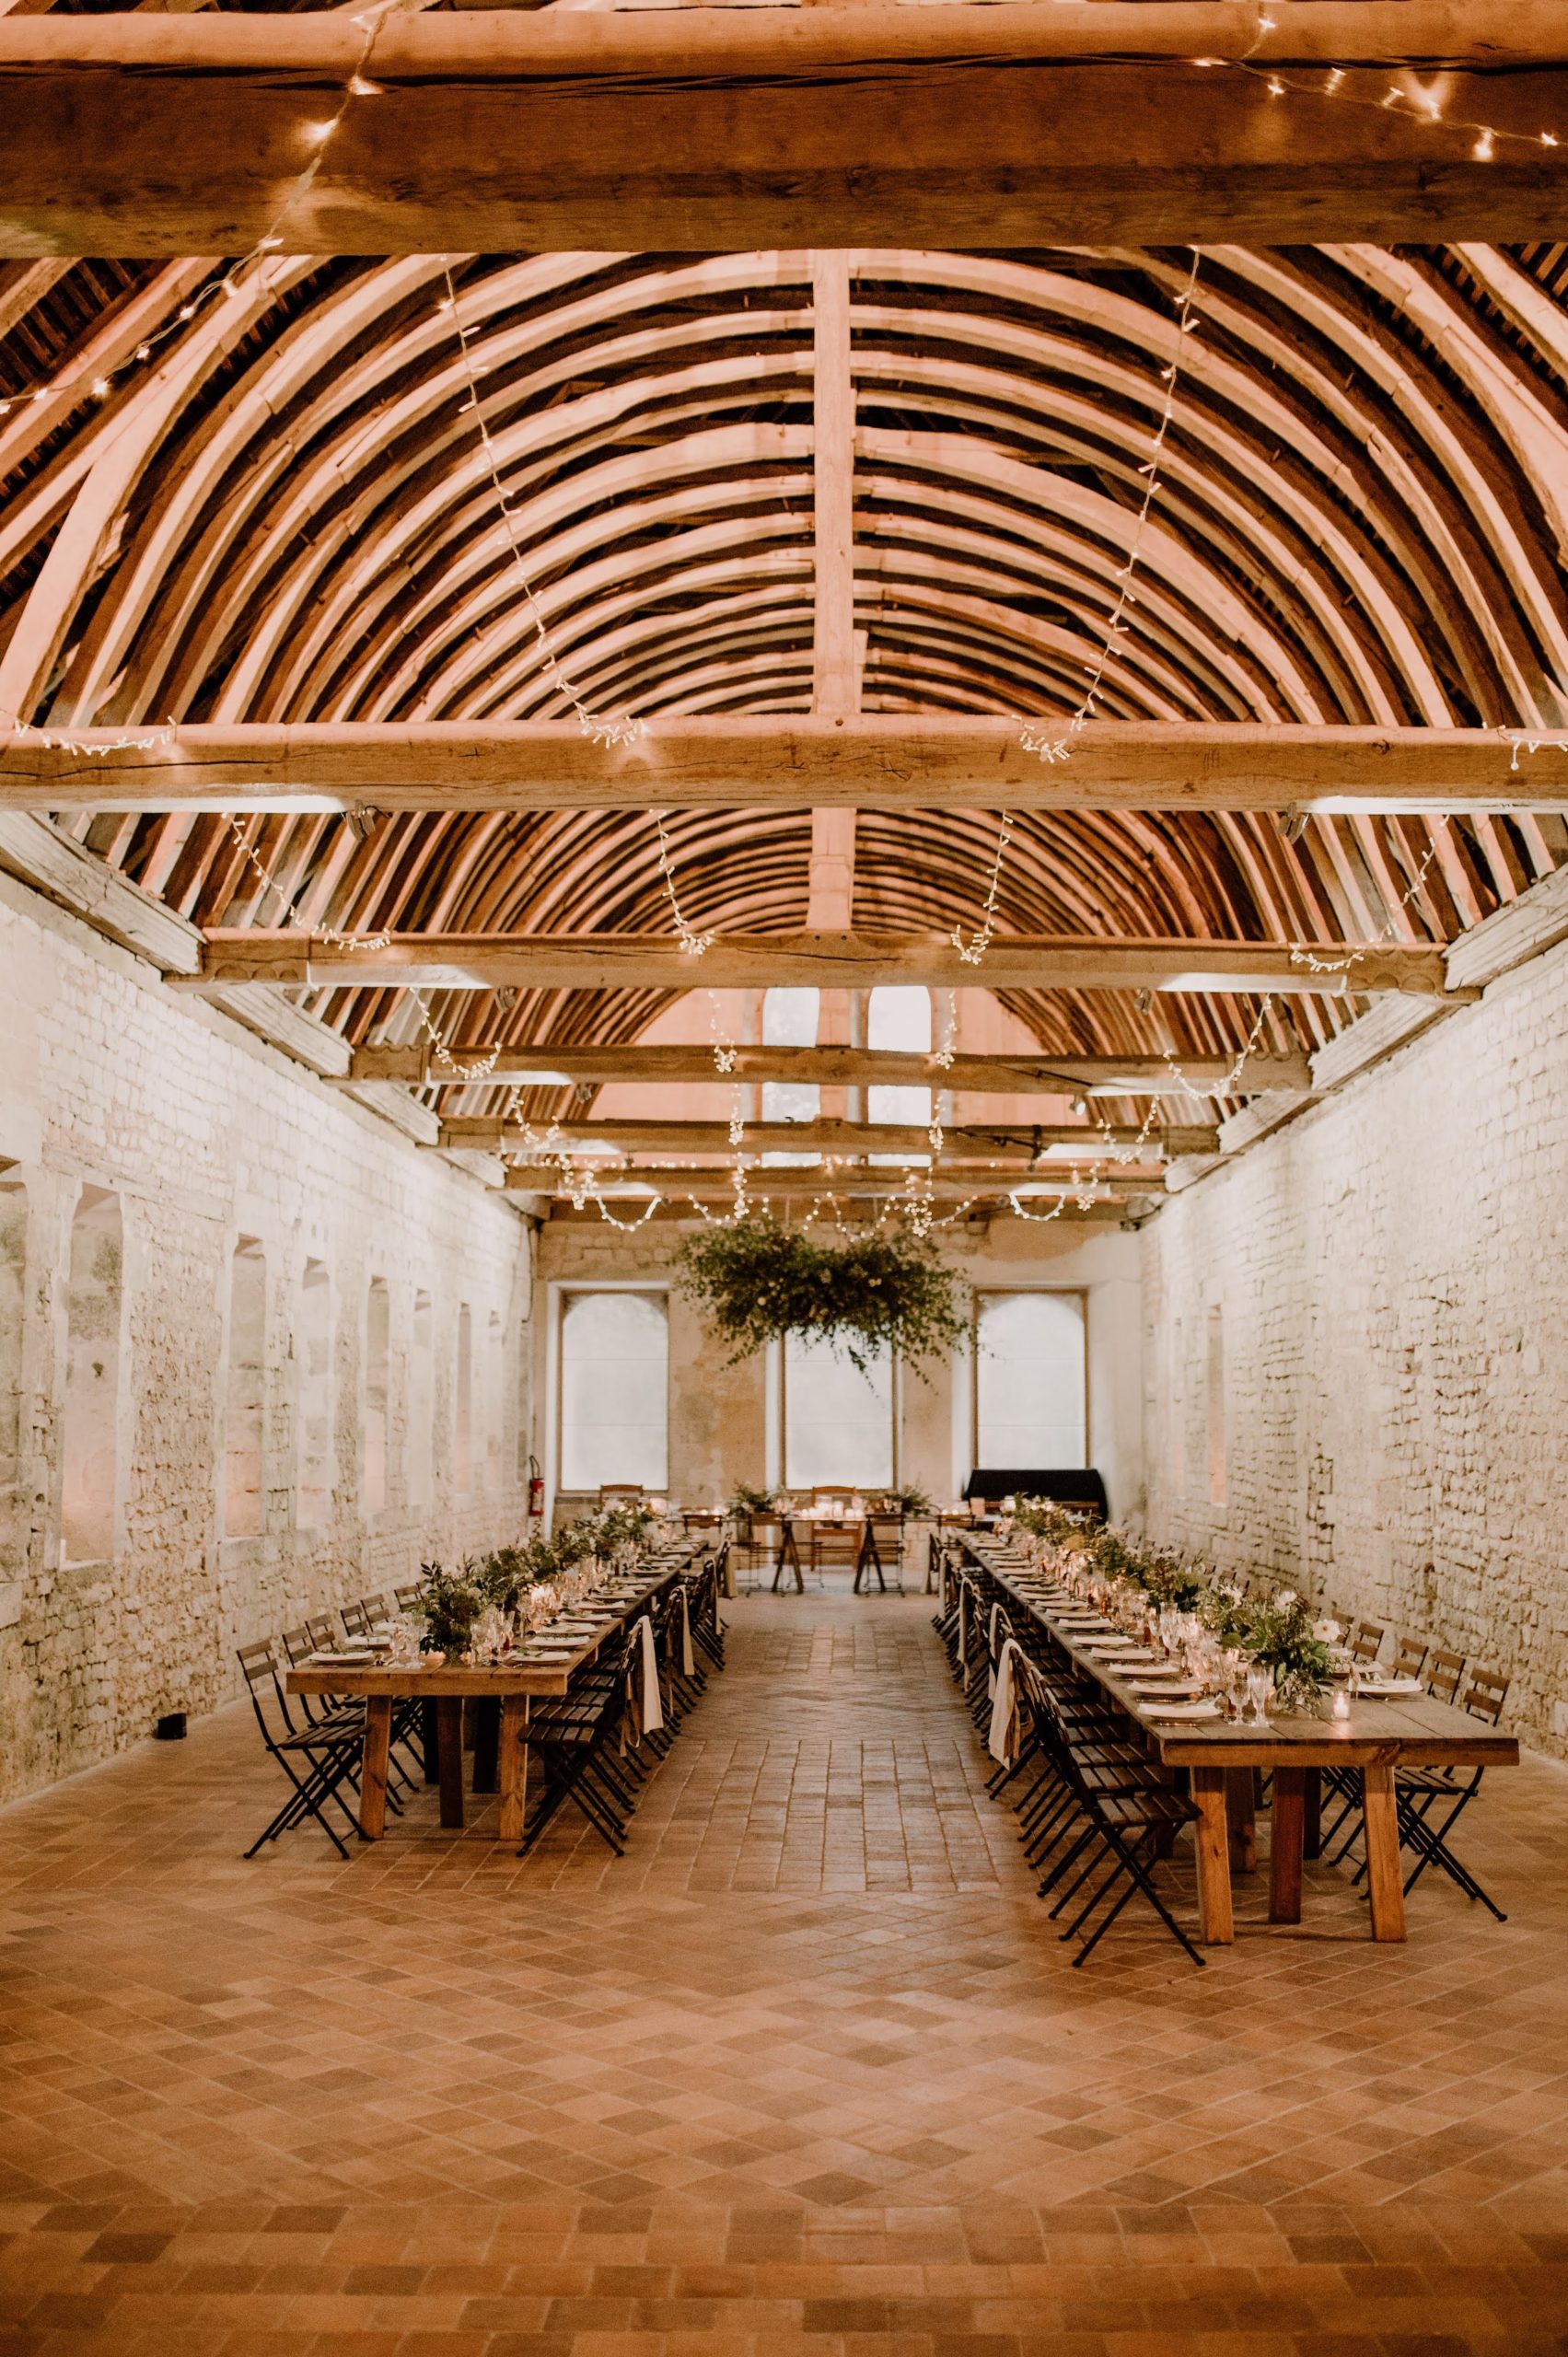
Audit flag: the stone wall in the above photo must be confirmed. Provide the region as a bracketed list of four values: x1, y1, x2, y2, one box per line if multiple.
[0, 874, 534, 1802]
[1141, 937, 1568, 1758]
[535, 1213, 1143, 1521]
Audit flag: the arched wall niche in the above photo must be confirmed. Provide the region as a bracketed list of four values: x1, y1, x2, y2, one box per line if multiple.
[60, 1186, 123, 1569]
[364, 1273, 390, 1517]
[223, 1236, 266, 1542]
[0, 1178, 29, 1613]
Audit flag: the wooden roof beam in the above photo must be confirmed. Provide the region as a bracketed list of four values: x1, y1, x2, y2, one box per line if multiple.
[342, 1042, 1313, 1096]
[542, 1198, 1134, 1225]
[502, 1168, 1154, 1205]
[7, 722, 1566, 813]
[436, 1117, 1221, 1157]
[2, 9, 1566, 255]
[184, 928, 1461, 996]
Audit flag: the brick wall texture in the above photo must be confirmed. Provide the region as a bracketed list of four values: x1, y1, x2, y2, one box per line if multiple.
[1141, 941, 1568, 1759]
[0, 882, 533, 1803]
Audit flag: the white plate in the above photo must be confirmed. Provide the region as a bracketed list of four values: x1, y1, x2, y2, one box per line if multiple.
[1141, 1700, 1222, 1720]
[1355, 1677, 1423, 1697]
[308, 1650, 377, 1666]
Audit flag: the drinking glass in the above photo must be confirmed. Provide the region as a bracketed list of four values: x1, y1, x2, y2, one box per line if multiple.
[1247, 1668, 1274, 1723]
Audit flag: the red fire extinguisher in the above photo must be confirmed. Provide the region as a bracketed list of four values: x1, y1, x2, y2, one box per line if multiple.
[528, 1453, 545, 1520]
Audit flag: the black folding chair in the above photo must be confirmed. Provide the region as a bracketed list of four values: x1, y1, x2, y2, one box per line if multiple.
[238, 1642, 365, 1860]
[1016, 1665, 1204, 1968]
[854, 1513, 906, 1595]
[519, 1632, 639, 1859]
[1395, 1668, 1510, 1918]
[277, 1626, 420, 1793]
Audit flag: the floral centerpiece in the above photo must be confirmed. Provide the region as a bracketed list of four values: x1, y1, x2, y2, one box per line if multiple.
[1228, 1587, 1337, 1714]
[415, 1558, 486, 1657]
[1010, 1497, 1338, 1715]
[412, 1499, 658, 1659]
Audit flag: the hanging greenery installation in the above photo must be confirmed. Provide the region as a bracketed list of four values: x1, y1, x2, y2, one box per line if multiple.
[672, 1213, 968, 1375]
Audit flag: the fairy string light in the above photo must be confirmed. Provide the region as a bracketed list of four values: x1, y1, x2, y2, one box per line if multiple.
[437, 261, 643, 755]
[1152, 811, 1458, 1123]
[3, 719, 175, 757]
[0, 39, 1563, 429]
[944, 250, 1206, 971]
[409, 989, 501, 1083]
[0, 2, 399, 435]
[224, 813, 392, 952]
[1508, 733, 1568, 771]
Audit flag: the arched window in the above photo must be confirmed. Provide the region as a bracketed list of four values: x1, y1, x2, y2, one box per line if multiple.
[409, 1290, 434, 1507]
[784, 1332, 893, 1490]
[364, 1275, 389, 1514]
[761, 985, 820, 1165]
[867, 986, 933, 1162]
[62, 1187, 123, 1564]
[223, 1237, 266, 1539]
[296, 1259, 332, 1530]
[455, 1302, 473, 1496]
[560, 1290, 668, 1492]
[974, 1292, 1087, 1469]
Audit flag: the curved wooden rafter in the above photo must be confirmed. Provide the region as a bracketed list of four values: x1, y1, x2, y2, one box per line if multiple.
[4, 240, 1568, 1093]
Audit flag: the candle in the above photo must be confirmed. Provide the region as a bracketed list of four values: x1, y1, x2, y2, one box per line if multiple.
[1331, 1689, 1351, 1722]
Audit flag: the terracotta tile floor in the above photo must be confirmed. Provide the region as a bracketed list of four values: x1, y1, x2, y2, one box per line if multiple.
[2, 1587, 1568, 2355]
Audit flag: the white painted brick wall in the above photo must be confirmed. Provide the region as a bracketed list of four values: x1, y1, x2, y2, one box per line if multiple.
[0, 880, 533, 1802]
[1141, 939, 1568, 1757]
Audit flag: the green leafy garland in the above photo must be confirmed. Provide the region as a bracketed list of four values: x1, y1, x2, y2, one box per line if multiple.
[1011, 1499, 1336, 1707]
[414, 1501, 657, 1654]
[672, 1213, 968, 1376]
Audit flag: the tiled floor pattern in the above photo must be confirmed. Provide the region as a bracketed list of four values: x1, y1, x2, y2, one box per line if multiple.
[2, 1587, 1567, 2353]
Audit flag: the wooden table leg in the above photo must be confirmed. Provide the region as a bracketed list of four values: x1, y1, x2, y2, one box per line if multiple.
[497, 1695, 530, 1845]
[1270, 1766, 1306, 1922]
[470, 1697, 500, 1794]
[1225, 1766, 1258, 1874]
[1363, 1764, 1407, 1942]
[1303, 1766, 1322, 1860]
[1191, 1767, 1234, 1944]
[420, 1697, 439, 1784]
[359, 1696, 393, 1840]
[436, 1698, 466, 1829]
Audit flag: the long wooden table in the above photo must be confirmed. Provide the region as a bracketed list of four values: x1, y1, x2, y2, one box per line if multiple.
[960, 1538, 1519, 1945]
[287, 1552, 693, 1842]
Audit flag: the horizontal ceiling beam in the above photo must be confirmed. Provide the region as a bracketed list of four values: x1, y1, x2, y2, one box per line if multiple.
[2, 10, 1565, 255]
[188, 930, 1458, 997]
[437, 1117, 1219, 1157]
[542, 1198, 1132, 1225]
[346, 1042, 1311, 1097]
[502, 1167, 1151, 1204]
[7, 721, 1568, 815]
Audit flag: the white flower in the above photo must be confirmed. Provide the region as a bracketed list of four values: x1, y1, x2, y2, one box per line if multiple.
[1274, 1587, 1299, 1608]
[1313, 1618, 1341, 1643]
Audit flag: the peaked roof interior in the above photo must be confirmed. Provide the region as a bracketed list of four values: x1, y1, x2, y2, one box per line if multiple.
[5, 230, 1568, 1124]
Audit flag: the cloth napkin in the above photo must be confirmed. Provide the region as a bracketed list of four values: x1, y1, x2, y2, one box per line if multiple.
[957, 1585, 969, 1671]
[988, 1639, 1024, 1766]
[987, 1602, 1002, 1700]
[634, 1614, 664, 1736]
[679, 1585, 695, 1676]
